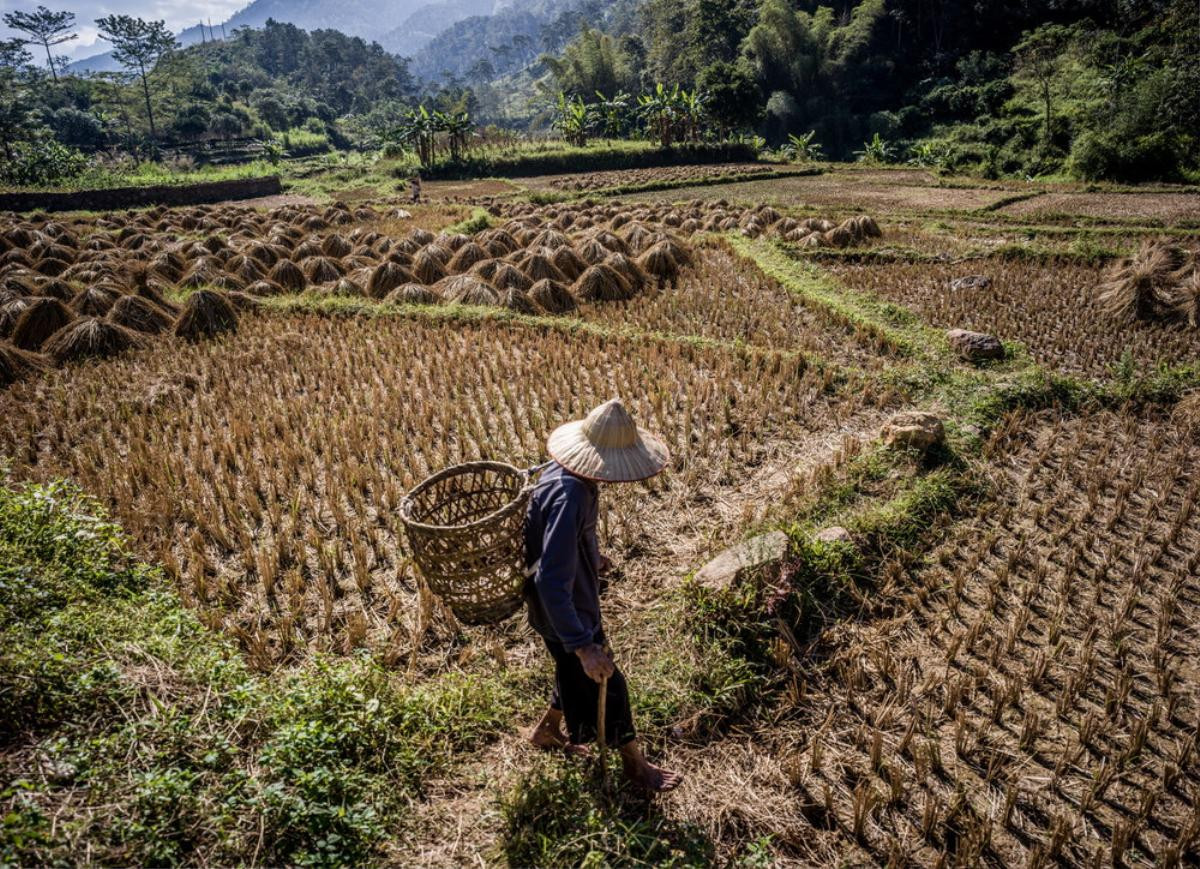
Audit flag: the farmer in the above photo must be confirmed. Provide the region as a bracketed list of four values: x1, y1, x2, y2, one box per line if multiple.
[525, 398, 683, 792]
[409, 173, 422, 204]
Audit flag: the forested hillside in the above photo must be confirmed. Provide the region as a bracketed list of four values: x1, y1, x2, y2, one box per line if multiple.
[538, 0, 1200, 180]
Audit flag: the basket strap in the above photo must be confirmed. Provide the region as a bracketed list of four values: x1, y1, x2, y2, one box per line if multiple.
[526, 461, 553, 476]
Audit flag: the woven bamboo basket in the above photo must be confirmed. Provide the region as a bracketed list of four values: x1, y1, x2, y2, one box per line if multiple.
[399, 461, 535, 625]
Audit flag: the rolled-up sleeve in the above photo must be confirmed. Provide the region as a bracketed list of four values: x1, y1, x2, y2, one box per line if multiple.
[534, 491, 592, 650]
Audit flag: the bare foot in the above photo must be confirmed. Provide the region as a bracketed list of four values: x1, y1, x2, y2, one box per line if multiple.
[528, 720, 591, 757]
[624, 760, 684, 793]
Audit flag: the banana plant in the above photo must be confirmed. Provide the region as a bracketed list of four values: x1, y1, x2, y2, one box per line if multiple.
[440, 111, 474, 162]
[781, 130, 824, 163]
[553, 93, 590, 147]
[393, 105, 438, 168]
[593, 90, 630, 139]
[854, 132, 896, 165]
[638, 83, 680, 148]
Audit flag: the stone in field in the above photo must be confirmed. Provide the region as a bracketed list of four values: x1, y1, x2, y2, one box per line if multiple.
[694, 530, 790, 591]
[882, 411, 945, 451]
[950, 274, 991, 291]
[815, 526, 853, 545]
[947, 328, 1005, 362]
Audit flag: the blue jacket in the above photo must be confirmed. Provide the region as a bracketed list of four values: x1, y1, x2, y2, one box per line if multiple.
[524, 462, 602, 650]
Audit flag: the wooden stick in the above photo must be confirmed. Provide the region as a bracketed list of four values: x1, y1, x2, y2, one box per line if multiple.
[597, 672, 610, 798]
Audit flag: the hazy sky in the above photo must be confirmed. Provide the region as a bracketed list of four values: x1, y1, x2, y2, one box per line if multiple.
[1, 0, 245, 59]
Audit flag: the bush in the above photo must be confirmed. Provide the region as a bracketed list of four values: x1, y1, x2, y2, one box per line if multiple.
[1069, 128, 1190, 183]
[0, 138, 89, 187]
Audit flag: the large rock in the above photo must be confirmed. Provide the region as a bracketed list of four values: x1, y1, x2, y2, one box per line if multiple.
[881, 411, 945, 451]
[947, 328, 1005, 362]
[950, 274, 991, 291]
[694, 530, 790, 591]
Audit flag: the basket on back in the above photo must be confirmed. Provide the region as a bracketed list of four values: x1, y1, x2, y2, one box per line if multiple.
[399, 461, 534, 625]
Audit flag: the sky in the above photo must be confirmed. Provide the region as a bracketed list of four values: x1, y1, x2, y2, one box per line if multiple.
[1, 0, 246, 60]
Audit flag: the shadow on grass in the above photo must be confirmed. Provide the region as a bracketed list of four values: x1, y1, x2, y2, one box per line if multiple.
[499, 756, 714, 867]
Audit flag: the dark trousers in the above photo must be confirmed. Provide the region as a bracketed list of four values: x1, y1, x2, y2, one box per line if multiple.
[544, 632, 636, 747]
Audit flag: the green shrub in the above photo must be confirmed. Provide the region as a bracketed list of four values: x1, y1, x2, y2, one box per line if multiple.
[1069, 128, 1190, 183]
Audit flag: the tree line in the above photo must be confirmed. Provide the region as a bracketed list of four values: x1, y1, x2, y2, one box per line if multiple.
[536, 0, 1200, 181]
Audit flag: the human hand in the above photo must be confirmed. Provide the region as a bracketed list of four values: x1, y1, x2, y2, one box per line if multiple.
[575, 643, 614, 683]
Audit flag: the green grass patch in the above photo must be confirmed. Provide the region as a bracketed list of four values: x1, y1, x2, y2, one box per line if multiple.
[0, 474, 515, 867]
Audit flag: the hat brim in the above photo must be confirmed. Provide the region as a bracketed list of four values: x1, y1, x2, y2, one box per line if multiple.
[547, 420, 670, 482]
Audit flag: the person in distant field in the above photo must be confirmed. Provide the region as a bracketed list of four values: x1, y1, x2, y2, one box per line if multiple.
[409, 174, 422, 204]
[524, 398, 683, 793]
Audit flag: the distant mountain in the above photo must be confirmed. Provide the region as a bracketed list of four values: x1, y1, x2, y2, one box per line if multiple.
[69, 0, 437, 73]
[378, 0, 496, 58]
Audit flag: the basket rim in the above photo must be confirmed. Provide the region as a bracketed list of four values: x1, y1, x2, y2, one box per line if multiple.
[399, 460, 534, 534]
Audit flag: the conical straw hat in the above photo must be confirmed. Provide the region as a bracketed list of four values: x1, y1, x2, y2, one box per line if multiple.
[547, 398, 670, 482]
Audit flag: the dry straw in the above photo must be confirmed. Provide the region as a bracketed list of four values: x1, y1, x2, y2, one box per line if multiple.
[43, 317, 146, 363]
[175, 290, 239, 341]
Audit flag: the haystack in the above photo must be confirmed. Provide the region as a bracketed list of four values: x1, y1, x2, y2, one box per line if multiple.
[421, 244, 452, 265]
[551, 247, 587, 281]
[531, 229, 571, 250]
[325, 278, 364, 298]
[321, 234, 353, 258]
[293, 240, 323, 261]
[823, 226, 855, 249]
[0, 298, 33, 338]
[385, 283, 441, 305]
[500, 288, 536, 314]
[529, 279, 577, 315]
[412, 249, 447, 284]
[366, 262, 413, 299]
[134, 281, 179, 314]
[637, 241, 681, 282]
[36, 278, 75, 303]
[492, 263, 533, 292]
[269, 259, 307, 292]
[518, 252, 567, 283]
[1173, 270, 1200, 327]
[470, 259, 501, 281]
[108, 294, 173, 334]
[603, 253, 647, 293]
[576, 238, 612, 265]
[409, 228, 435, 246]
[573, 264, 633, 302]
[436, 275, 498, 306]
[0, 341, 48, 387]
[448, 242, 488, 273]
[1097, 239, 1185, 322]
[33, 257, 72, 277]
[227, 255, 266, 283]
[246, 279, 285, 297]
[43, 317, 146, 363]
[12, 297, 75, 350]
[479, 228, 518, 252]
[174, 289, 238, 341]
[305, 256, 345, 284]
[179, 264, 223, 289]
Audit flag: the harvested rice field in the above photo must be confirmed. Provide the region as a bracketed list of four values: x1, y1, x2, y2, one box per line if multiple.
[3, 165, 1199, 867]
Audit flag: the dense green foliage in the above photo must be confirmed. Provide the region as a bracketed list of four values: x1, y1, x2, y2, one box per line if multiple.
[539, 0, 1199, 180]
